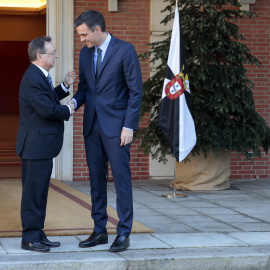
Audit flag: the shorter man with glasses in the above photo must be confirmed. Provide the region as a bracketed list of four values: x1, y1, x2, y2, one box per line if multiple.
[16, 36, 76, 252]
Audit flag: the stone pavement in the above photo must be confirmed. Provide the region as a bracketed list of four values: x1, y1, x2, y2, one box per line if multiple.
[1, 178, 270, 269]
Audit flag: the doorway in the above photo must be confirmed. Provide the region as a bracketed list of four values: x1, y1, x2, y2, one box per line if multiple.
[0, 7, 46, 179]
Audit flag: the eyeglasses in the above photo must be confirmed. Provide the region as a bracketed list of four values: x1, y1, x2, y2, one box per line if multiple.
[40, 51, 57, 55]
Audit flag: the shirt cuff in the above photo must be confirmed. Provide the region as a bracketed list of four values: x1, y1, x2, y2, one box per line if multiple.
[66, 104, 72, 115]
[71, 98, 77, 109]
[61, 82, 69, 93]
[123, 127, 133, 131]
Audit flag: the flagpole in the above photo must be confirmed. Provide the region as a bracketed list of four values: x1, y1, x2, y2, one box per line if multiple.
[173, 158, 177, 195]
[159, 0, 194, 199]
[162, 159, 187, 198]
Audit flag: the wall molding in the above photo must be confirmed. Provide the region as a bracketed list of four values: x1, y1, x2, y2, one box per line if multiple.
[47, 0, 74, 181]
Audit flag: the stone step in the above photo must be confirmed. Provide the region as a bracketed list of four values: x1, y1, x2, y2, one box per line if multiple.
[0, 247, 269, 270]
[0, 146, 21, 178]
[0, 146, 20, 165]
[0, 147, 16, 155]
[0, 156, 20, 163]
[0, 162, 21, 167]
[0, 150, 16, 155]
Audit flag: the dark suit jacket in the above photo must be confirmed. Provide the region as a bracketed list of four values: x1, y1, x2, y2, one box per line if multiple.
[73, 35, 142, 137]
[16, 63, 70, 159]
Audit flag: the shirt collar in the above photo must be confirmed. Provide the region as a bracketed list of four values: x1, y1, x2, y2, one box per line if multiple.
[33, 63, 49, 77]
[96, 33, 111, 53]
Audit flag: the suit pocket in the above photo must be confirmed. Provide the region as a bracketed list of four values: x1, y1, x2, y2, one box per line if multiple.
[40, 127, 57, 135]
[114, 103, 128, 109]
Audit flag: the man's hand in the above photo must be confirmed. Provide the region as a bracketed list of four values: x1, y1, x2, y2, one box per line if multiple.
[67, 99, 75, 115]
[120, 128, 133, 146]
[64, 70, 76, 88]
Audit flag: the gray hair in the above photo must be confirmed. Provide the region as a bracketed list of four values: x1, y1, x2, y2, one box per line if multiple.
[28, 36, 52, 62]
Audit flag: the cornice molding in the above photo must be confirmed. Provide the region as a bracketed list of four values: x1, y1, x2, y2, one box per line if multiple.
[0, 5, 46, 16]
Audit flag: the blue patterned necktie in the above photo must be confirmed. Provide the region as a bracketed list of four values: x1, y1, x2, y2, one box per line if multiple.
[96, 48, 102, 75]
[47, 73, 54, 91]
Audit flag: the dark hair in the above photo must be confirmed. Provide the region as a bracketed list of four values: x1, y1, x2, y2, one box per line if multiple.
[28, 36, 52, 62]
[75, 10, 106, 32]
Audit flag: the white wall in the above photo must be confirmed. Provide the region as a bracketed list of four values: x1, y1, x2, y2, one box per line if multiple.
[149, 0, 174, 179]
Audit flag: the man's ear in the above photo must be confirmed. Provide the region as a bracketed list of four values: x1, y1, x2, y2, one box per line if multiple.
[95, 25, 102, 34]
[36, 53, 43, 62]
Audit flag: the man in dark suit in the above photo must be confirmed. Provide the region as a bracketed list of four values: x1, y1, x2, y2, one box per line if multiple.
[17, 36, 76, 252]
[68, 10, 142, 252]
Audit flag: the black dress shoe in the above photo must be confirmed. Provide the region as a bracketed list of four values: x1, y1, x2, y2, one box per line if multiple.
[21, 241, 50, 252]
[79, 232, 108, 248]
[41, 238, 61, 248]
[110, 235, 130, 252]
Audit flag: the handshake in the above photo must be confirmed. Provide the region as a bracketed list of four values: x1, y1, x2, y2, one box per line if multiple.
[67, 99, 76, 116]
[63, 70, 77, 116]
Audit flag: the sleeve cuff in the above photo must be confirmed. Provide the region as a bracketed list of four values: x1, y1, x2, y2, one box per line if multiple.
[61, 82, 70, 92]
[71, 98, 77, 109]
[66, 104, 72, 115]
[123, 127, 133, 131]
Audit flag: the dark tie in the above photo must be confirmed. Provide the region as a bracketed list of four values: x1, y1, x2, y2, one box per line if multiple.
[96, 48, 102, 75]
[47, 73, 54, 90]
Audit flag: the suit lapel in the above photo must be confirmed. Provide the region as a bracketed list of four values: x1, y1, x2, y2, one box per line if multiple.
[96, 36, 116, 79]
[43, 75, 61, 104]
[85, 47, 96, 82]
[89, 48, 96, 81]
[30, 64, 60, 104]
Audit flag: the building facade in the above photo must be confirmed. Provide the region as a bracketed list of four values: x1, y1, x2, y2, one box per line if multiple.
[0, 0, 269, 181]
[72, 0, 270, 181]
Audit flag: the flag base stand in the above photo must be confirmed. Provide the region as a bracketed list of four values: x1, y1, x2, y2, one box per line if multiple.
[162, 159, 188, 198]
[162, 193, 187, 198]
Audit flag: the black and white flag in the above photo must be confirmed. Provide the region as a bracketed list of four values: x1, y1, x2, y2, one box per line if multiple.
[158, 1, 196, 162]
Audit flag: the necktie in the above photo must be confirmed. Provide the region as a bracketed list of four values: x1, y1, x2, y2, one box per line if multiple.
[96, 48, 102, 75]
[47, 73, 54, 90]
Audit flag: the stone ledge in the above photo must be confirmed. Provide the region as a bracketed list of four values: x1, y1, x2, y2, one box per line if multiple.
[240, 0, 256, 11]
[0, 247, 269, 270]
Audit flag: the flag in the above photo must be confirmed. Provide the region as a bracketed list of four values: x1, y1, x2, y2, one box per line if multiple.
[158, 1, 196, 162]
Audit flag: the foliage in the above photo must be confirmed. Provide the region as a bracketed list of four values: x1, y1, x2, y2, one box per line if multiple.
[136, 0, 270, 163]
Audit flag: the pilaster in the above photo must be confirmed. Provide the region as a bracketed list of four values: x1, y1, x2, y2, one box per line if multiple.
[47, 0, 74, 181]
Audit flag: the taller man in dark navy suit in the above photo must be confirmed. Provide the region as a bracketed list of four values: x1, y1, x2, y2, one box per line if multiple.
[68, 10, 142, 252]
[16, 36, 76, 252]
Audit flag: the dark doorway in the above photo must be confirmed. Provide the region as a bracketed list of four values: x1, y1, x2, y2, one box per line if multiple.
[0, 14, 46, 179]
